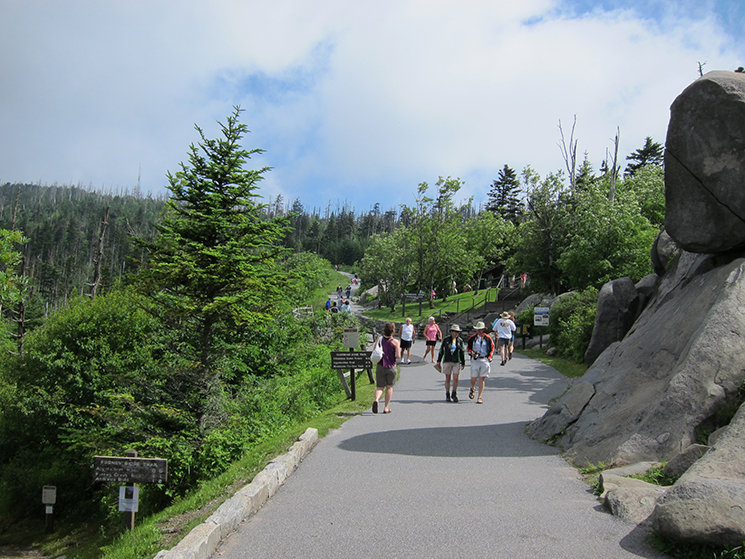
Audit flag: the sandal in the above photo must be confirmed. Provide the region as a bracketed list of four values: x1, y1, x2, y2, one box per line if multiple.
[477, 398, 483, 404]
[372, 401, 378, 414]
[469, 388, 475, 399]
[383, 409, 392, 414]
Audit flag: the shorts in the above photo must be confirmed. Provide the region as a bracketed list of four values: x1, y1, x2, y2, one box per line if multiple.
[400, 339, 412, 349]
[375, 363, 397, 388]
[470, 358, 490, 378]
[440, 361, 461, 376]
[425, 340, 437, 346]
[498, 337, 511, 348]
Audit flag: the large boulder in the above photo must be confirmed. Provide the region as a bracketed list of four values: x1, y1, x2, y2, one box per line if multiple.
[651, 403, 745, 546]
[528, 250, 745, 467]
[665, 71, 745, 253]
[583, 277, 640, 366]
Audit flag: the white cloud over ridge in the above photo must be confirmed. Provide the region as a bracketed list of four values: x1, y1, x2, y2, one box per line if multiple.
[0, 0, 742, 212]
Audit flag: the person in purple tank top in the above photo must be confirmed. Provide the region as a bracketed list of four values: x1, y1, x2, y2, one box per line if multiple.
[372, 321, 401, 414]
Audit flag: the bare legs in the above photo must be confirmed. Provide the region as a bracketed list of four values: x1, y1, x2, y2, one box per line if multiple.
[374, 386, 393, 412]
[470, 376, 486, 402]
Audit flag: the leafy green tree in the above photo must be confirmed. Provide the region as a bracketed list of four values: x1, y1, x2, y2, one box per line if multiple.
[624, 136, 664, 177]
[556, 180, 657, 290]
[619, 165, 665, 228]
[486, 165, 523, 223]
[508, 170, 570, 294]
[135, 107, 290, 376]
[357, 228, 414, 310]
[407, 177, 464, 303]
[462, 212, 515, 292]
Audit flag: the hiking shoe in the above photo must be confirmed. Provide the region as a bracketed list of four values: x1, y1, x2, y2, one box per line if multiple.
[446, 392, 451, 402]
[451, 391, 458, 403]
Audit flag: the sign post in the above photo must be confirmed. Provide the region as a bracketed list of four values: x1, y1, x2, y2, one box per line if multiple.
[93, 452, 168, 531]
[331, 350, 373, 400]
[42, 485, 56, 533]
[534, 307, 550, 348]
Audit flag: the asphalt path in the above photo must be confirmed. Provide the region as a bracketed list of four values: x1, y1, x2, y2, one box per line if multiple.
[214, 348, 666, 559]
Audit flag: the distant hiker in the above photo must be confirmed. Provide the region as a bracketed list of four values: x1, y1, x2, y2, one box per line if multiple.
[436, 324, 465, 403]
[492, 311, 516, 366]
[330, 301, 339, 313]
[423, 316, 442, 363]
[398, 317, 416, 364]
[325, 297, 332, 312]
[372, 321, 401, 414]
[340, 299, 351, 312]
[467, 321, 494, 404]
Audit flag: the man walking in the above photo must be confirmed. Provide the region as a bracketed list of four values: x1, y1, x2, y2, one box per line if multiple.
[466, 321, 494, 404]
[492, 312, 516, 366]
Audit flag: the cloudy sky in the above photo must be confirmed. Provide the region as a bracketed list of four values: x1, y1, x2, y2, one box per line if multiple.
[1, 1, 743, 214]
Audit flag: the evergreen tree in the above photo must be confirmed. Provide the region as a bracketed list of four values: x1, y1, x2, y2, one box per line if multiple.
[135, 107, 290, 375]
[486, 165, 522, 223]
[625, 136, 664, 177]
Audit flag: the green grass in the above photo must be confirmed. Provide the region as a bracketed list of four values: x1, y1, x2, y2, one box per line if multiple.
[360, 289, 499, 323]
[515, 348, 589, 378]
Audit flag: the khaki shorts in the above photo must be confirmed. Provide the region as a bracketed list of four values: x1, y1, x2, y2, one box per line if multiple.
[440, 361, 461, 376]
[375, 363, 397, 388]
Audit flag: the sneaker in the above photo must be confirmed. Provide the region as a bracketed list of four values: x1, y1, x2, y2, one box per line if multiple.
[500, 360, 505, 366]
[451, 391, 458, 403]
[509, 351, 513, 360]
[407, 359, 411, 364]
[446, 393, 451, 402]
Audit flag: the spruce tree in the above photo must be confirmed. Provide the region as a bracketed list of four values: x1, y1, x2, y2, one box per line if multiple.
[625, 136, 664, 177]
[486, 164, 522, 223]
[135, 107, 289, 374]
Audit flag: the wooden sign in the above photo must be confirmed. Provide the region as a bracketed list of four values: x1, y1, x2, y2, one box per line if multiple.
[93, 456, 168, 484]
[331, 351, 372, 370]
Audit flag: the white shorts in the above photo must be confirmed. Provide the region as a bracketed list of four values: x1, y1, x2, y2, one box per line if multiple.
[470, 359, 490, 378]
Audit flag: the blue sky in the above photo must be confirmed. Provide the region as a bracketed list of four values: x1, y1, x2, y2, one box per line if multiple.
[1, 0, 743, 215]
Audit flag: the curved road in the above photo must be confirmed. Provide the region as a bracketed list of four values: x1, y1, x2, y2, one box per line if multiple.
[214, 347, 665, 559]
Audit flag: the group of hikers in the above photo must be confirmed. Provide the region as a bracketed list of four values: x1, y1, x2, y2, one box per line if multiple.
[371, 311, 517, 413]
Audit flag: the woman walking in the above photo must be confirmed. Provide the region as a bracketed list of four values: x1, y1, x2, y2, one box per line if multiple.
[436, 324, 465, 402]
[372, 322, 401, 414]
[423, 316, 442, 363]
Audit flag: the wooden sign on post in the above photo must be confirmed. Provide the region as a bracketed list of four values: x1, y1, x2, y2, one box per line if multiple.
[93, 456, 168, 484]
[93, 453, 167, 531]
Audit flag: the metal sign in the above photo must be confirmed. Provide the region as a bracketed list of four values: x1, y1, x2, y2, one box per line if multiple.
[331, 351, 372, 370]
[42, 486, 56, 505]
[118, 486, 139, 512]
[93, 456, 168, 484]
[343, 328, 359, 349]
[534, 307, 550, 326]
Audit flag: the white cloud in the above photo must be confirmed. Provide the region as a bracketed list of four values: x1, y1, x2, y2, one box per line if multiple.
[0, 0, 742, 210]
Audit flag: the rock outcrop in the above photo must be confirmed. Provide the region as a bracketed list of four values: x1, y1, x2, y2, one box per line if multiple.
[652, 404, 745, 546]
[665, 71, 745, 253]
[529, 70, 745, 545]
[583, 277, 640, 365]
[529, 251, 745, 466]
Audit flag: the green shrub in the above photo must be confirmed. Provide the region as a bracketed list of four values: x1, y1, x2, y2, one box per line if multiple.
[548, 288, 598, 363]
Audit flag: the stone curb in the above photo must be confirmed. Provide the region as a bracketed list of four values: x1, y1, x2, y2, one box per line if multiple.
[153, 428, 319, 559]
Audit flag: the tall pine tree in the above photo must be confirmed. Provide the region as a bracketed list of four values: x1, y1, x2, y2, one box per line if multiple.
[486, 164, 522, 223]
[135, 107, 289, 375]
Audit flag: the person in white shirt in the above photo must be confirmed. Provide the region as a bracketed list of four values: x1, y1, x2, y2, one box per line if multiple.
[492, 311, 517, 366]
[398, 317, 416, 364]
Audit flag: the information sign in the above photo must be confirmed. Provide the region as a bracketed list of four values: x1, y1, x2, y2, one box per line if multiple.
[331, 351, 372, 370]
[534, 307, 550, 327]
[343, 328, 359, 349]
[93, 456, 168, 484]
[42, 485, 56, 505]
[118, 486, 139, 512]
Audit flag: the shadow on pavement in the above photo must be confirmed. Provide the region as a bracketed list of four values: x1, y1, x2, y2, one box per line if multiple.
[338, 421, 559, 458]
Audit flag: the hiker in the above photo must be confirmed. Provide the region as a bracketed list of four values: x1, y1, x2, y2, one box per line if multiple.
[466, 321, 494, 404]
[423, 316, 442, 363]
[372, 321, 401, 414]
[398, 317, 416, 364]
[436, 324, 465, 402]
[492, 311, 516, 366]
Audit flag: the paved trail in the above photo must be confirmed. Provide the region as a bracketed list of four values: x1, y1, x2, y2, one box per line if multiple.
[215, 349, 666, 559]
